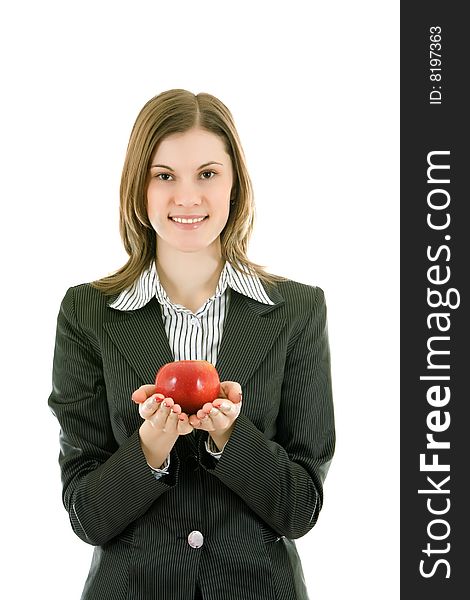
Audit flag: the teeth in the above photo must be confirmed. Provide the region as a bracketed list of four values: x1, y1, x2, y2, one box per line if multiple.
[171, 216, 206, 224]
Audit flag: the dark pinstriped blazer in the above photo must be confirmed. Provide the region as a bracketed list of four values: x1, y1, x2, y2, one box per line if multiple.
[48, 277, 335, 600]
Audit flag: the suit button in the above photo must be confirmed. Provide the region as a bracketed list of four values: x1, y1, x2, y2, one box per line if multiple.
[188, 530, 204, 548]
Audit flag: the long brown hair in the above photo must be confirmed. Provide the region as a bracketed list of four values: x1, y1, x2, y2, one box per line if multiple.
[91, 89, 286, 295]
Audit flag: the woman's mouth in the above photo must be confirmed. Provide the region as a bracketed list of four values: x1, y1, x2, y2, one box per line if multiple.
[168, 215, 208, 229]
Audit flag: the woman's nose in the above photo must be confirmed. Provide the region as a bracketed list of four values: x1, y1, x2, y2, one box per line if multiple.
[174, 186, 202, 206]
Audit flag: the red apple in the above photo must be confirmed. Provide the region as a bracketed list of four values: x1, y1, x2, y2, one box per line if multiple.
[154, 360, 221, 415]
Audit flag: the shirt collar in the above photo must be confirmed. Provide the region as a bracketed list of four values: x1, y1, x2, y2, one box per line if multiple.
[108, 260, 275, 311]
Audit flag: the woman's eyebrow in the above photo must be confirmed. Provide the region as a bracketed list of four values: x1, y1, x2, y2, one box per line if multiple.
[150, 161, 224, 171]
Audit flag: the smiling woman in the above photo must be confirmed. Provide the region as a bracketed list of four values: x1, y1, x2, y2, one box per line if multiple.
[146, 128, 233, 261]
[48, 88, 335, 600]
[92, 89, 275, 297]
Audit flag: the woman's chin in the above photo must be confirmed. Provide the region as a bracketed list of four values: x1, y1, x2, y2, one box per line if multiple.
[156, 230, 222, 256]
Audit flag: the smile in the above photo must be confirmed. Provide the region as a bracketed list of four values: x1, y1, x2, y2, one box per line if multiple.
[170, 216, 207, 224]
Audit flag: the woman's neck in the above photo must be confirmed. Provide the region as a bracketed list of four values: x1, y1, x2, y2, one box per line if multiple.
[156, 240, 225, 313]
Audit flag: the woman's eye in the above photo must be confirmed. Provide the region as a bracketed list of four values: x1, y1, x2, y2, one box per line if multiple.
[155, 171, 215, 181]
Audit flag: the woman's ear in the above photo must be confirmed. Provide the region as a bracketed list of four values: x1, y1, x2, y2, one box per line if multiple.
[230, 184, 238, 205]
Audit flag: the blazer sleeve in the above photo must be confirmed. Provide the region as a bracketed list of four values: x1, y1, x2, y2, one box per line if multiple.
[48, 286, 179, 546]
[200, 286, 335, 539]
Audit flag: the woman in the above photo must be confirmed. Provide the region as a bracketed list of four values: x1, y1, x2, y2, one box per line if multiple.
[48, 89, 335, 600]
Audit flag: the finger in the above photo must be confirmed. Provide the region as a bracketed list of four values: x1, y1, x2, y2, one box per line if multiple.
[132, 384, 157, 404]
[139, 394, 163, 418]
[219, 381, 243, 404]
[145, 396, 173, 424]
[193, 413, 217, 432]
[208, 402, 240, 427]
[154, 397, 174, 422]
[171, 404, 182, 416]
[213, 399, 237, 414]
[213, 398, 232, 410]
[189, 414, 203, 428]
[177, 413, 194, 435]
[165, 406, 180, 430]
[149, 399, 171, 426]
[207, 406, 229, 425]
[196, 407, 210, 420]
[161, 397, 175, 409]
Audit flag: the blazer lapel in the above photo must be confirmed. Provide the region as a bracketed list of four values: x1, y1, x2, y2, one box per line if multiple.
[215, 287, 286, 387]
[103, 299, 175, 385]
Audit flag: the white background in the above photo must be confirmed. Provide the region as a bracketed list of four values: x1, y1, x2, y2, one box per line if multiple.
[0, 1, 399, 598]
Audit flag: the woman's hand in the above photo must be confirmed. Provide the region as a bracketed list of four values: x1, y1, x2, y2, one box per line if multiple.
[132, 384, 194, 436]
[188, 381, 243, 451]
[132, 384, 194, 471]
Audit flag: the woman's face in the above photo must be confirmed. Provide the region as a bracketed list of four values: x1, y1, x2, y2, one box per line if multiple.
[147, 127, 234, 255]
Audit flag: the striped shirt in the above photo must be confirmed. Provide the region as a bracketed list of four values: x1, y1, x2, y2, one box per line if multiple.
[109, 260, 274, 473]
[109, 260, 274, 364]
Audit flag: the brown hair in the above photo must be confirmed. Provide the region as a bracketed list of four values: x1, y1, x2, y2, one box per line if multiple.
[91, 89, 286, 295]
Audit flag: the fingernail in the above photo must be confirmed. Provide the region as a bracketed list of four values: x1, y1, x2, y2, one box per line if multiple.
[145, 397, 156, 409]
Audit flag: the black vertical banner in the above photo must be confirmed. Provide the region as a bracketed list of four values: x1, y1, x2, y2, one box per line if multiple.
[401, 3, 468, 598]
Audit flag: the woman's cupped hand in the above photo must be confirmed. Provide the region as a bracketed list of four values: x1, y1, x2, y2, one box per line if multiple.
[131, 381, 242, 439]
